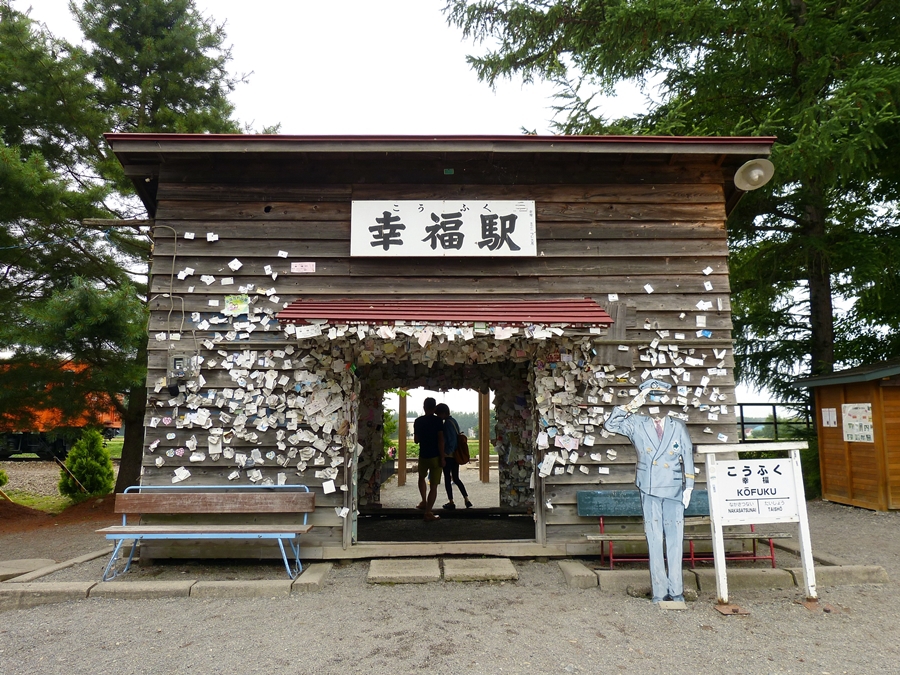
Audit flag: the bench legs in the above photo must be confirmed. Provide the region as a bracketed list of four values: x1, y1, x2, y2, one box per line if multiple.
[606, 537, 778, 569]
[101, 536, 304, 580]
[596, 517, 778, 568]
[278, 537, 303, 579]
[102, 538, 139, 581]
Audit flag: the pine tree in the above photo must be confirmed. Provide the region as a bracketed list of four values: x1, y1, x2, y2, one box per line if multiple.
[72, 0, 242, 196]
[0, 0, 247, 490]
[445, 1, 900, 397]
[59, 428, 114, 498]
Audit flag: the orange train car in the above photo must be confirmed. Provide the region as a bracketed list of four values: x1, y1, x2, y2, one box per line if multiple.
[0, 363, 122, 460]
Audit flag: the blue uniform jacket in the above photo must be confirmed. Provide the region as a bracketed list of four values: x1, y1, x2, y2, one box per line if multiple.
[603, 407, 696, 500]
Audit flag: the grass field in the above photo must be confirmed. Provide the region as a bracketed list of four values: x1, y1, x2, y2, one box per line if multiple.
[104, 437, 123, 459]
[388, 439, 497, 458]
[4, 490, 73, 514]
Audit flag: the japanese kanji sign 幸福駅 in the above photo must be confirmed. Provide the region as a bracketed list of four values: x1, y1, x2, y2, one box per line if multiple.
[350, 200, 537, 257]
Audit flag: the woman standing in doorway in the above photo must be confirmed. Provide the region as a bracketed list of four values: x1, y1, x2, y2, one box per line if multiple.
[435, 403, 473, 510]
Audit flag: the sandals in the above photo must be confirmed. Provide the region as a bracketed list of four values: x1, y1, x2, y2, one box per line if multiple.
[415, 501, 426, 510]
[423, 511, 440, 521]
[442, 502, 457, 510]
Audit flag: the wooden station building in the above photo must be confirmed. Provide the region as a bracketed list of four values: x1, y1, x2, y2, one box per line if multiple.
[108, 133, 775, 559]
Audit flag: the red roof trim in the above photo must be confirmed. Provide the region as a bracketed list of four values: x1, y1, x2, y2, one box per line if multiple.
[277, 299, 613, 327]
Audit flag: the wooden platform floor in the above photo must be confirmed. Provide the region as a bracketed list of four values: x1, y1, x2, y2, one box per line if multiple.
[356, 508, 535, 543]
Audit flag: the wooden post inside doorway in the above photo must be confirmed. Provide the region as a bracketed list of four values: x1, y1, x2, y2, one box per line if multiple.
[397, 390, 407, 487]
[479, 390, 490, 483]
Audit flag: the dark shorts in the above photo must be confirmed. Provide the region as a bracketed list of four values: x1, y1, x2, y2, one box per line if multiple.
[418, 456, 442, 485]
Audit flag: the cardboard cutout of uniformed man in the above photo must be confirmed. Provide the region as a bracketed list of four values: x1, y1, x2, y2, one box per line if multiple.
[603, 379, 695, 603]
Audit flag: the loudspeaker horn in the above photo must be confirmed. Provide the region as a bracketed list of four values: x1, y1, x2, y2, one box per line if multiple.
[734, 158, 775, 191]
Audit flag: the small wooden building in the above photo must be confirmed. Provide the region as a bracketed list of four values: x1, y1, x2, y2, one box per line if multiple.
[796, 358, 900, 511]
[107, 133, 774, 558]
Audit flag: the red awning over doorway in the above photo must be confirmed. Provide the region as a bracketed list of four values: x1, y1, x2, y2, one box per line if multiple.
[276, 298, 613, 327]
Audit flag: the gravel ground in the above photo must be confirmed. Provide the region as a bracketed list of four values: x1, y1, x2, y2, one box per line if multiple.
[0, 460, 119, 495]
[2, 464, 900, 674]
[379, 462, 499, 509]
[1, 460, 69, 494]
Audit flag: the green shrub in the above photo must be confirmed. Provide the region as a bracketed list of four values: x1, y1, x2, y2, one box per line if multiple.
[0, 465, 8, 488]
[58, 429, 114, 498]
[382, 407, 398, 457]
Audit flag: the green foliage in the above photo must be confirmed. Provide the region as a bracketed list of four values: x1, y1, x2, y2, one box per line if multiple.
[382, 407, 398, 455]
[29, 279, 146, 390]
[74, 0, 241, 133]
[72, 0, 243, 194]
[58, 428, 114, 498]
[451, 411, 479, 433]
[744, 410, 812, 441]
[0, 465, 8, 487]
[0, 4, 114, 340]
[800, 438, 822, 499]
[0, 0, 253, 489]
[445, 0, 900, 394]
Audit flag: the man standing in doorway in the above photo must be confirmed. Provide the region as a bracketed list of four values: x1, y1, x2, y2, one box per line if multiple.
[414, 397, 445, 521]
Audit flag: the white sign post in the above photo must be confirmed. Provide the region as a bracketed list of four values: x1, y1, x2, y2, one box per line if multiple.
[350, 200, 537, 257]
[699, 441, 817, 604]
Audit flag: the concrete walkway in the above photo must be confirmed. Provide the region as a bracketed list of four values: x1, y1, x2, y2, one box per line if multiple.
[0, 561, 334, 611]
[1, 546, 887, 612]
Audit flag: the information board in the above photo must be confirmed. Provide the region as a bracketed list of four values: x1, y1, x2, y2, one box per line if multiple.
[842, 402, 874, 443]
[350, 200, 537, 257]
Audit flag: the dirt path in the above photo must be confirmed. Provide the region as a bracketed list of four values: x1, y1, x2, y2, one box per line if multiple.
[3, 463, 900, 674]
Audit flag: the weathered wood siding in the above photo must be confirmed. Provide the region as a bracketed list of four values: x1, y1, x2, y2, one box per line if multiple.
[143, 155, 742, 553]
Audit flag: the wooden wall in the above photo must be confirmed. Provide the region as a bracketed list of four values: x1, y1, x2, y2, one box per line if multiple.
[884, 386, 900, 509]
[816, 380, 900, 511]
[143, 153, 743, 555]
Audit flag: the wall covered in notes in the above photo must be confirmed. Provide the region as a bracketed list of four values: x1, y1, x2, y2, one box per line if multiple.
[143, 161, 740, 556]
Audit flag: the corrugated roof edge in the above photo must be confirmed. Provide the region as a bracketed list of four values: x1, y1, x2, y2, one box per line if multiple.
[276, 298, 614, 327]
[793, 357, 900, 388]
[103, 133, 776, 154]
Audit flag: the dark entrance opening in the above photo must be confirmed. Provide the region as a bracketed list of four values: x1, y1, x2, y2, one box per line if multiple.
[354, 359, 536, 543]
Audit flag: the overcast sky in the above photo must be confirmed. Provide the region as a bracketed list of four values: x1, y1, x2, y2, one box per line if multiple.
[33, 0, 767, 408]
[35, 0, 648, 134]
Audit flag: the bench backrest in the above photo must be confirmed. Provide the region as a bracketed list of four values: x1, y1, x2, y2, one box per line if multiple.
[576, 489, 710, 518]
[115, 491, 315, 515]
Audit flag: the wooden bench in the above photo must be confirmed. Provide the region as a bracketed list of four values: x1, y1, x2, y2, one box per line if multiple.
[97, 485, 315, 581]
[576, 489, 791, 570]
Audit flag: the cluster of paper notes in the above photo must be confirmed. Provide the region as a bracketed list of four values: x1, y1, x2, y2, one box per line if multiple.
[148, 335, 358, 492]
[149, 242, 735, 507]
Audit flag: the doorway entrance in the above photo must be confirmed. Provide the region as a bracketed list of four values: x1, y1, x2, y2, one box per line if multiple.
[353, 357, 536, 544]
[380, 386, 498, 510]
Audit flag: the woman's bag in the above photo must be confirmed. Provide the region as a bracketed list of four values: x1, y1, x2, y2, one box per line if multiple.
[451, 419, 470, 465]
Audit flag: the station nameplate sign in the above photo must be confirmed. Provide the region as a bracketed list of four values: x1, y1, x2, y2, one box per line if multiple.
[712, 458, 800, 525]
[350, 200, 536, 257]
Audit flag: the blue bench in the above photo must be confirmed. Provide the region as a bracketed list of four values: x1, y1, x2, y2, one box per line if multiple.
[97, 484, 315, 581]
[576, 489, 790, 569]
